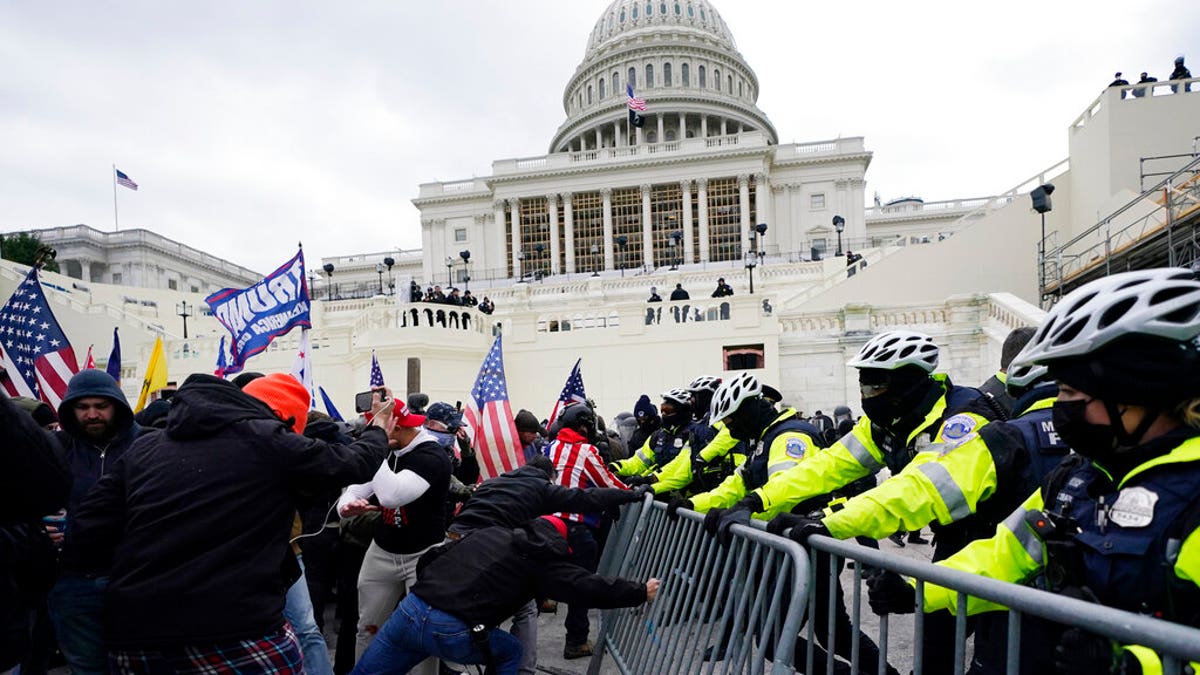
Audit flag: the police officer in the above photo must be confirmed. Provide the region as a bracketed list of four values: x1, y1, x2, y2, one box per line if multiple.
[759, 330, 1020, 675]
[611, 389, 694, 481]
[869, 268, 1200, 675]
[642, 376, 745, 496]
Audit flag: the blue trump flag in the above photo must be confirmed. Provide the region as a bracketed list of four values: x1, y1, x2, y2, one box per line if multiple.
[105, 327, 122, 383]
[205, 249, 311, 374]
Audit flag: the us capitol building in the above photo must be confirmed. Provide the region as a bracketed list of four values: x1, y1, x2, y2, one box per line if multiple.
[7, 0, 1199, 418]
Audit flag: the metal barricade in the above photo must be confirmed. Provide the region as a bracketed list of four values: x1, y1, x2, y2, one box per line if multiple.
[802, 535, 1200, 675]
[589, 498, 811, 675]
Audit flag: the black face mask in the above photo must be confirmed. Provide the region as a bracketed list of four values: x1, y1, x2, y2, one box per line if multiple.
[860, 376, 933, 429]
[1052, 399, 1118, 461]
[662, 411, 688, 429]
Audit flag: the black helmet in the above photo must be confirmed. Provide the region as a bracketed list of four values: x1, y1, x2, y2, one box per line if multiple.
[557, 402, 596, 436]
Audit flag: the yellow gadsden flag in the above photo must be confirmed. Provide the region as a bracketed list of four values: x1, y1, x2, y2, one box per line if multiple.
[135, 337, 168, 412]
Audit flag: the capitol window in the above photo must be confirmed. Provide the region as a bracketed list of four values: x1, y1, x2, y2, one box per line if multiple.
[664, 62, 672, 87]
[687, 4, 694, 17]
[728, 74, 733, 93]
[674, 2, 681, 15]
[660, 3, 667, 15]
[454, 228, 467, 242]
[646, 64, 654, 88]
[628, 67, 636, 89]
[714, 68, 721, 91]
[587, 84, 592, 104]
[599, 78, 606, 98]
[811, 193, 826, 209]
[632, 5, 638, 18]
[620, 8, 625, 22]
[612, 73, 619, 95]
[698, 65, 706, 88]
[646, 2, 653, 16]
[681, 63, 690, 86]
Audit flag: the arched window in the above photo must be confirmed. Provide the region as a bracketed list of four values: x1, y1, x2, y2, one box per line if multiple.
[664, 62, 672, 86]
[728, 74, 733, 93]
[646, 64, 654, 88]
[660, 2, 667, 15]
[599, 78, 606, 99]
[646, 2, 653, 16]
[674, 2, 681, 15]
[687, 3, 694, 17]
[698, 65, 706, 88]
[612, 72, 619, 96]
[620, 8, 626, 22]
[628, 67, 636, 90]
[587, 84, 592, 105]
[738, 80, 743, 97]
[714, 68, 721, 91]
[682, 63, 690, 86]
[632, 4, 638, 18]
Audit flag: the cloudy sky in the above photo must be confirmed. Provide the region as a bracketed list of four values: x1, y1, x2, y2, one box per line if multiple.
[2, 1, 1195, 274]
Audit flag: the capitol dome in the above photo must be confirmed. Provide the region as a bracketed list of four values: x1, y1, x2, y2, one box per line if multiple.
[550, 0, 777, 153]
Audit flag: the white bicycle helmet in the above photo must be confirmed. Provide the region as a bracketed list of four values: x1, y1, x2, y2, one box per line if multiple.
[687, 375, 722, 394]
[847, 330, 939, 372]
[709, 372, 762, 423]
[1005, 362, 1049, 390]
[1012, 268, 1200, 368]
[661, 388, 692, 408]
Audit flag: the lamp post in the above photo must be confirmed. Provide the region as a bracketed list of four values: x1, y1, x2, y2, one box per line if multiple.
[515, 251, 525, 282]
[459, 250, 471, 289]
[668, 231, 682, 270]
[176, 301, 192, 339]
[589, 244, 600, 277]
[383, 256, 395, 295]
[375, 263, 385, 295]
[322, 263, 335, 300]
[832, 215, 845, 257]
[753, 222, 768, 265]
[615, 236, 628, 277]
[308, 271, 318, 300]
[744, 250, 758, 294]
[1031, 183, 1055, 305]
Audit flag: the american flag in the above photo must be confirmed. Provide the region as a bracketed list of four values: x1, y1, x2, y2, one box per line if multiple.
[548, 358, 587, 426]
[626, 83, 647, 111]
[0, 268, 79, 408]
[463, 335, 523, 480]
[115, 168, 138, 191]
[290, 329, 316, 409]
[369, 350, 385, 387]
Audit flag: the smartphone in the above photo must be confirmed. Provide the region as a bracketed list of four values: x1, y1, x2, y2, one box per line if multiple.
[354, 388, 389, 413]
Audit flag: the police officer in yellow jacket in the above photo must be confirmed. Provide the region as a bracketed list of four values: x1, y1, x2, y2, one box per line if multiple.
[647, 376, 745, 496]
[611, 389, 694, 480]
[868, 269, 1200, 675]
[763, 330, 1020, 675]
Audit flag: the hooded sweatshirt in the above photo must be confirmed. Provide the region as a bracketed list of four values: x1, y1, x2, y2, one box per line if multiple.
[65, 374, 390, 648]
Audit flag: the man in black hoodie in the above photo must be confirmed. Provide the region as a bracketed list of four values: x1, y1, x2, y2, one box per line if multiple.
[65, 373, 393, 673]
[46, 369, 140, 675]
[352, 516, 657, 675]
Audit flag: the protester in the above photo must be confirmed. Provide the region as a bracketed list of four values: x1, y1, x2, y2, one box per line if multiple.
[1133, 71, 1158, 97]
[628, 394, 660, 454]
[979, 326, 1036, 416]
[462, 290, 478, 307]
[63, 373, 393, 675]
[669, 283, 689, 301]
[351, 516, 659, 675]
[1170, 55, 1191, 92]
[646, 286, 662, 302]
[515, 409, 547, 462]
[479, 297, 495, 315]
[337, 400, 451, 669]
[45, 370, 141, 675]
[424, 401, 479, 519]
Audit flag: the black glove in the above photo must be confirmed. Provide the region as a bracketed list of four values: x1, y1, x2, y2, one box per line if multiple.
[766, 512, 808, 537]
[624, 475, 653, 488]
[1054, 628, 1137, 674]
[716, 508, 752, 544]
[785, 517, 830, 546]
[866, 571, 916, 615]
[627, 484, 654, 500]
[666, 497, 693, 521]
[703, 508, 727, 535]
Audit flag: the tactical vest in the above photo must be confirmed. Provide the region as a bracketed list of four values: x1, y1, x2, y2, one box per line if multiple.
[870, 385, 987, 475]
[650, 424, 692, 468]
[1041, 439, 1200, 624]
[744, 417, 826, 492]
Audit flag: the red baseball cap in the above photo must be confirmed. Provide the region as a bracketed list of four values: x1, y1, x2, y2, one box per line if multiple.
[393, 401, 426, 428]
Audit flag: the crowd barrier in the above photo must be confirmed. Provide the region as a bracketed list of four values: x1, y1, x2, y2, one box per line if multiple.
[590, 497, 811, 675]
[590, 499, 1200, 674]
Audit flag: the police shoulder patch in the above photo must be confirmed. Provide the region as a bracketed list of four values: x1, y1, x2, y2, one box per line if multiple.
[784, 436, 807, 460]
[939, 414, 978, 442]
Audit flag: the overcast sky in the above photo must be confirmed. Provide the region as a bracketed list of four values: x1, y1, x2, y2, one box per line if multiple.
[2, 1, 1195, 274]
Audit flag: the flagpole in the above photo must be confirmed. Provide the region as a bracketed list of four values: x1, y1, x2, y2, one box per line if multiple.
[112, 164, 120, 231]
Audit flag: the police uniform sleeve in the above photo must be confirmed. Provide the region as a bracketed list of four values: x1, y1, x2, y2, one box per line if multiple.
[753, 416, 882, 515]
[698, 424, 739, 463]
[690, 466, 748, 513]
[651, 446, 693, 494]
[1117, 524, 1200, 674]
[612, 436, 656, 476]
[920, 489, 1048, 615]
[755, 430, 823, 520]
[821, 420, 1001, 540]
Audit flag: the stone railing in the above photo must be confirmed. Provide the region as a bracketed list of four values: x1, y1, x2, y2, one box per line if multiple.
[492, 131, 772, 175]
[38, 224, 261, 281]
[779, 293, 1042, 338]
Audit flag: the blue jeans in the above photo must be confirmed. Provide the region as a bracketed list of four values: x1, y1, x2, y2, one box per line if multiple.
[350, 594, 521, 675]
[284, 556, 332, 675]
[47, 575, 107, 675]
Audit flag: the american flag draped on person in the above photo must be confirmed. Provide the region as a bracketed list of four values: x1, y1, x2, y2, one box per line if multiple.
[0, 268, 79, 407]
[548, 358, 587, 426]
[463, 335, 523, 480]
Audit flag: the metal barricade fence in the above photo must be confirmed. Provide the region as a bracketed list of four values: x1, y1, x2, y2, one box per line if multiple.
[802, 535, 1200, 675]
[589, 497, 811, 675]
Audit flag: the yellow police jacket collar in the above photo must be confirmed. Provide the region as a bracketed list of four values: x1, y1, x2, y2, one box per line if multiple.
[904, 373, 953, 447]
[1120, 434, 1200, 488]
[758, 407, 799, 441]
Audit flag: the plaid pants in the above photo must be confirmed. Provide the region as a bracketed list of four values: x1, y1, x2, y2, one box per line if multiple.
[109, 624, 304, 675]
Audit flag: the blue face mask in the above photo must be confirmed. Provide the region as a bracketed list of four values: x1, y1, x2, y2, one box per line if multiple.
[429, 430, 457, 448]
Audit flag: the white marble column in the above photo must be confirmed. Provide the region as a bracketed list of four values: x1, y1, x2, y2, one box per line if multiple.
[492, 200, 506, 278]
[697, 178, 710, 262]
[700, 116, 708, 138]
[594, 128, 602, 150]
[656, 115, 664, 144]
[721, 118, 728, 136]
[613, 121, 621, 148]
[680, 180, 694, 264]
[738, 174, 751, 256]
[601, 187, 614, 270]
[421, 218, 435, 283]
[678, 112, 686, 140]
[640, 184, 654, 268]
[508, 198, 521, 279]
[563, 192, 576, 274]
[547, 194, 560, 274]
[755, 172, 772, 233]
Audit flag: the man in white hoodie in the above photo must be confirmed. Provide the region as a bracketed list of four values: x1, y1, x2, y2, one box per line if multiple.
[337, 401, 451, 670]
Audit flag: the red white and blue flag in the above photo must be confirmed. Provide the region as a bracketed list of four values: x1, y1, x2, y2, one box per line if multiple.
[369, 350, 385, 387]
[548, 358, 587, 426]
[0, 268, 79, 408]
[115, 168, 138, 191]
[626, 83, 647, 111]
[463, 335, 523, 480]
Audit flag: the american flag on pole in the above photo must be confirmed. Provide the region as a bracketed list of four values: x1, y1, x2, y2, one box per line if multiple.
[369, 350, 385, 387]
[0, 268, 79, 408]
[115, 168, 138, 191]
[290, 329, 316, 409]
[548, 358, 587, 426]
[462, 334, 523, 480]
[626, 83, 647, 111]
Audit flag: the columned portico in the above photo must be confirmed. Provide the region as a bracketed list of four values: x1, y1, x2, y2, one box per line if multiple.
[601, 188, 615, 270]
[493, 200, 507, 276]
[681, 180, 694, 264]
[697, 178, 710, 262]
[738, 174, 751, 255]
[508, 198, 521, 279]
[640, 184, 653, 268]
[547, 194, 561, 274]
[563, 192, 576, 273]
